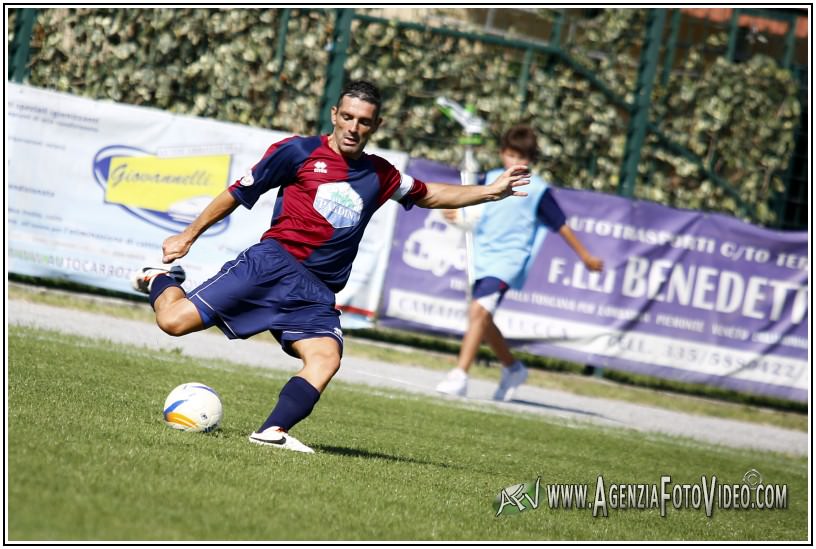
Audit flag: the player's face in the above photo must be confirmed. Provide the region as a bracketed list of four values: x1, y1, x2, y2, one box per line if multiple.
[330, 96, 381, 159]
[500, 147, 530, 169]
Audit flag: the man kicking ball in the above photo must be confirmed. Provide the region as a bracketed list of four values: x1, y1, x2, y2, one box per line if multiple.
[133, 80, 531, 452]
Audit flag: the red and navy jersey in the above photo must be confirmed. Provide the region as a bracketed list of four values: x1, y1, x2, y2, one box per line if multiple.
[229, 135, 428, 292]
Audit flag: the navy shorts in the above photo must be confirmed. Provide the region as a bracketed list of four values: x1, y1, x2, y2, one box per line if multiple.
[188, 239, 342, 358]
[472, 276, 510, 315]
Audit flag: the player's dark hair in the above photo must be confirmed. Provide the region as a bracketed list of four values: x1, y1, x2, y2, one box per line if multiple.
[501, 124, 540, 162]
[337, 80, 382, 117]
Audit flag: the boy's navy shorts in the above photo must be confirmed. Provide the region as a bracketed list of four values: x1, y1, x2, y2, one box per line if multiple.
[472, 276, 510, 315]
[188, 239, 342, 358]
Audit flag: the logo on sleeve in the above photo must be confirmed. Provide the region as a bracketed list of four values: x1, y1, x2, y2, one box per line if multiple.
[313, 161, 328, 174]
[313, 182, 363, 228]
[239, 168, 254, 186]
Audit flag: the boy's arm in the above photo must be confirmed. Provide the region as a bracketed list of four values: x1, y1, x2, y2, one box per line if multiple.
[537, 188, 604, 272]
[557, 224, 604, 272]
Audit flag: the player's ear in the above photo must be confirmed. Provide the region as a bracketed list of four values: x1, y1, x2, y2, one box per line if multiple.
[372, 116, 383, 133]
[330, 106, 338, 126]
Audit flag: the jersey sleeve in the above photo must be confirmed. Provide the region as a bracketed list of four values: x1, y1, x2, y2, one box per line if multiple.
[536, 187, 567, 231]
[370, 155, 428, 210]
[390, 173, 428, 210]
[228, 136, 301, 209]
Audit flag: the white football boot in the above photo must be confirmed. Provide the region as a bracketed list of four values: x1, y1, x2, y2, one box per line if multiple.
[131, 265, 186, 294]
[248, 426, 315, 454]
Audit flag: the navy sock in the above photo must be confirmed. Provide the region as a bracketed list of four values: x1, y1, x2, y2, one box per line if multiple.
[259, 376, 321, 432]
[149, 274, 183, 309]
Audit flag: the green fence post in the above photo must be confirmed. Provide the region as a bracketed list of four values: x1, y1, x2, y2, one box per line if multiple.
[267, 8, 291, 116]
[782, 14, 797, 69]
[726, 8, 741, 62]
[549, 9, 564, 46]
[660, 9, 681, 90]
[274, 8, 291, 71]
[9, 8, 38, 83]
[617, 9, 666, 198]
[318, 8, 354, 134]
[517, 48, 533, 114]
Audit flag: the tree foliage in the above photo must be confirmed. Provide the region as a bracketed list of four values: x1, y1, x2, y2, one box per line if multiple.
[13, 7, 801, 224]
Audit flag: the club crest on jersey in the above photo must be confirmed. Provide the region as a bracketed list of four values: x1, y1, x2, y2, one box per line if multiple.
[314, 182, 363, 228]
[313, 161, 328, 174]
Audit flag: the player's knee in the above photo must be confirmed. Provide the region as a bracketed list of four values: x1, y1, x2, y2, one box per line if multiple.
[304, 348, 341, 375]
[156, 311, 188, 337]
[468, 302, 492, 324]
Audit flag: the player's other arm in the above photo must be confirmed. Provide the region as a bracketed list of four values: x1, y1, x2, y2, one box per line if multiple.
[416, 164, 530, 209]
[538, 189, 604, 272]
[162, 190, 239, 263]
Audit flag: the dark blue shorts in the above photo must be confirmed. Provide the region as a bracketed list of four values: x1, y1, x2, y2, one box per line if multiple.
[472, 276, 510, 315]
[188, 239, 342, 358]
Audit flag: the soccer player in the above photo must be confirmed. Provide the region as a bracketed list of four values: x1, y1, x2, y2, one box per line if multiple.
[132, 80, 531, 453]
[435, 124, 604, 401]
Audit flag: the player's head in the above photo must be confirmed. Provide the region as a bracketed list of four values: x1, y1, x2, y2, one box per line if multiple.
[330, 80, 383, 159]
[499, 124, 539, 168]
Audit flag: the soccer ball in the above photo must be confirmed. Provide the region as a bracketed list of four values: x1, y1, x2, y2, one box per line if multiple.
[163, 382, 223, 432]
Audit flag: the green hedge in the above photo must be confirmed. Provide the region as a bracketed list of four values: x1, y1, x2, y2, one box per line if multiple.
[13, 7, 801, 224]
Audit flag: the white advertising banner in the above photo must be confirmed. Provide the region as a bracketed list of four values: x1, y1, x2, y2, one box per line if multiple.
[6, 83, 402, 327]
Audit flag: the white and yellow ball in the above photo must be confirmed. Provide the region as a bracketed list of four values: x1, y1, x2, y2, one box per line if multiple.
[163, 382, 223, 432]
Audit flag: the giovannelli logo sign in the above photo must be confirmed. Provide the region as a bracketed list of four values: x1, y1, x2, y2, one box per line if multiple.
[92, 145, 231, 234]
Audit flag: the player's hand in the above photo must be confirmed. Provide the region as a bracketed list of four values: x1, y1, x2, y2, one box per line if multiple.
[583, 255, 604, 272]
[486, 164, 530, 200]
[162, 233, 194, 264]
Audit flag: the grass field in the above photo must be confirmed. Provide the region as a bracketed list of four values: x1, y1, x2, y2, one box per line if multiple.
[6, 324, 809, 541]
[7, 283, 809, 432]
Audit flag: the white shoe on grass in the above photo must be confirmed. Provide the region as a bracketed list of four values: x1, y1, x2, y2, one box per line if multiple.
[436, 368, 468, 397]
[248, 426, 315, 453]
[493, 361, 528, 401]
[131, 265, 186, 294]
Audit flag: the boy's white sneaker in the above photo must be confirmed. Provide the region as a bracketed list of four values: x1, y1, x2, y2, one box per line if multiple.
[436, 368, 468, 397]
[493, 361, 529, 401]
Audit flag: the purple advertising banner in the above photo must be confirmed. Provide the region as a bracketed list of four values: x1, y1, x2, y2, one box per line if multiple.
[379, 159, 809, 402]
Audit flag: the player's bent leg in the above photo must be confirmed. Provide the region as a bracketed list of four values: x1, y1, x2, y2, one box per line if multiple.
[155, 297, 206, 337]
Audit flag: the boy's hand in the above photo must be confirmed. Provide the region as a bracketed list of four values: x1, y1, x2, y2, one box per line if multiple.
[583, 255, 604, 272]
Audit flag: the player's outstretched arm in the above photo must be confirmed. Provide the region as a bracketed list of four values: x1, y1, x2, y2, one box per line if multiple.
[162, 189, 239, 263]
[416, 164, 530, 209]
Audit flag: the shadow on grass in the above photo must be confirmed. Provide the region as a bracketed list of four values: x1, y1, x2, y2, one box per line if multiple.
[313, 444, 456, 468]
[505, 398, 619, 423]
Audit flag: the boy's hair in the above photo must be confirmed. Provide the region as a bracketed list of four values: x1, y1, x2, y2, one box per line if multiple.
[337, 80, 382, 117]
[501, 124, 540, 162]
